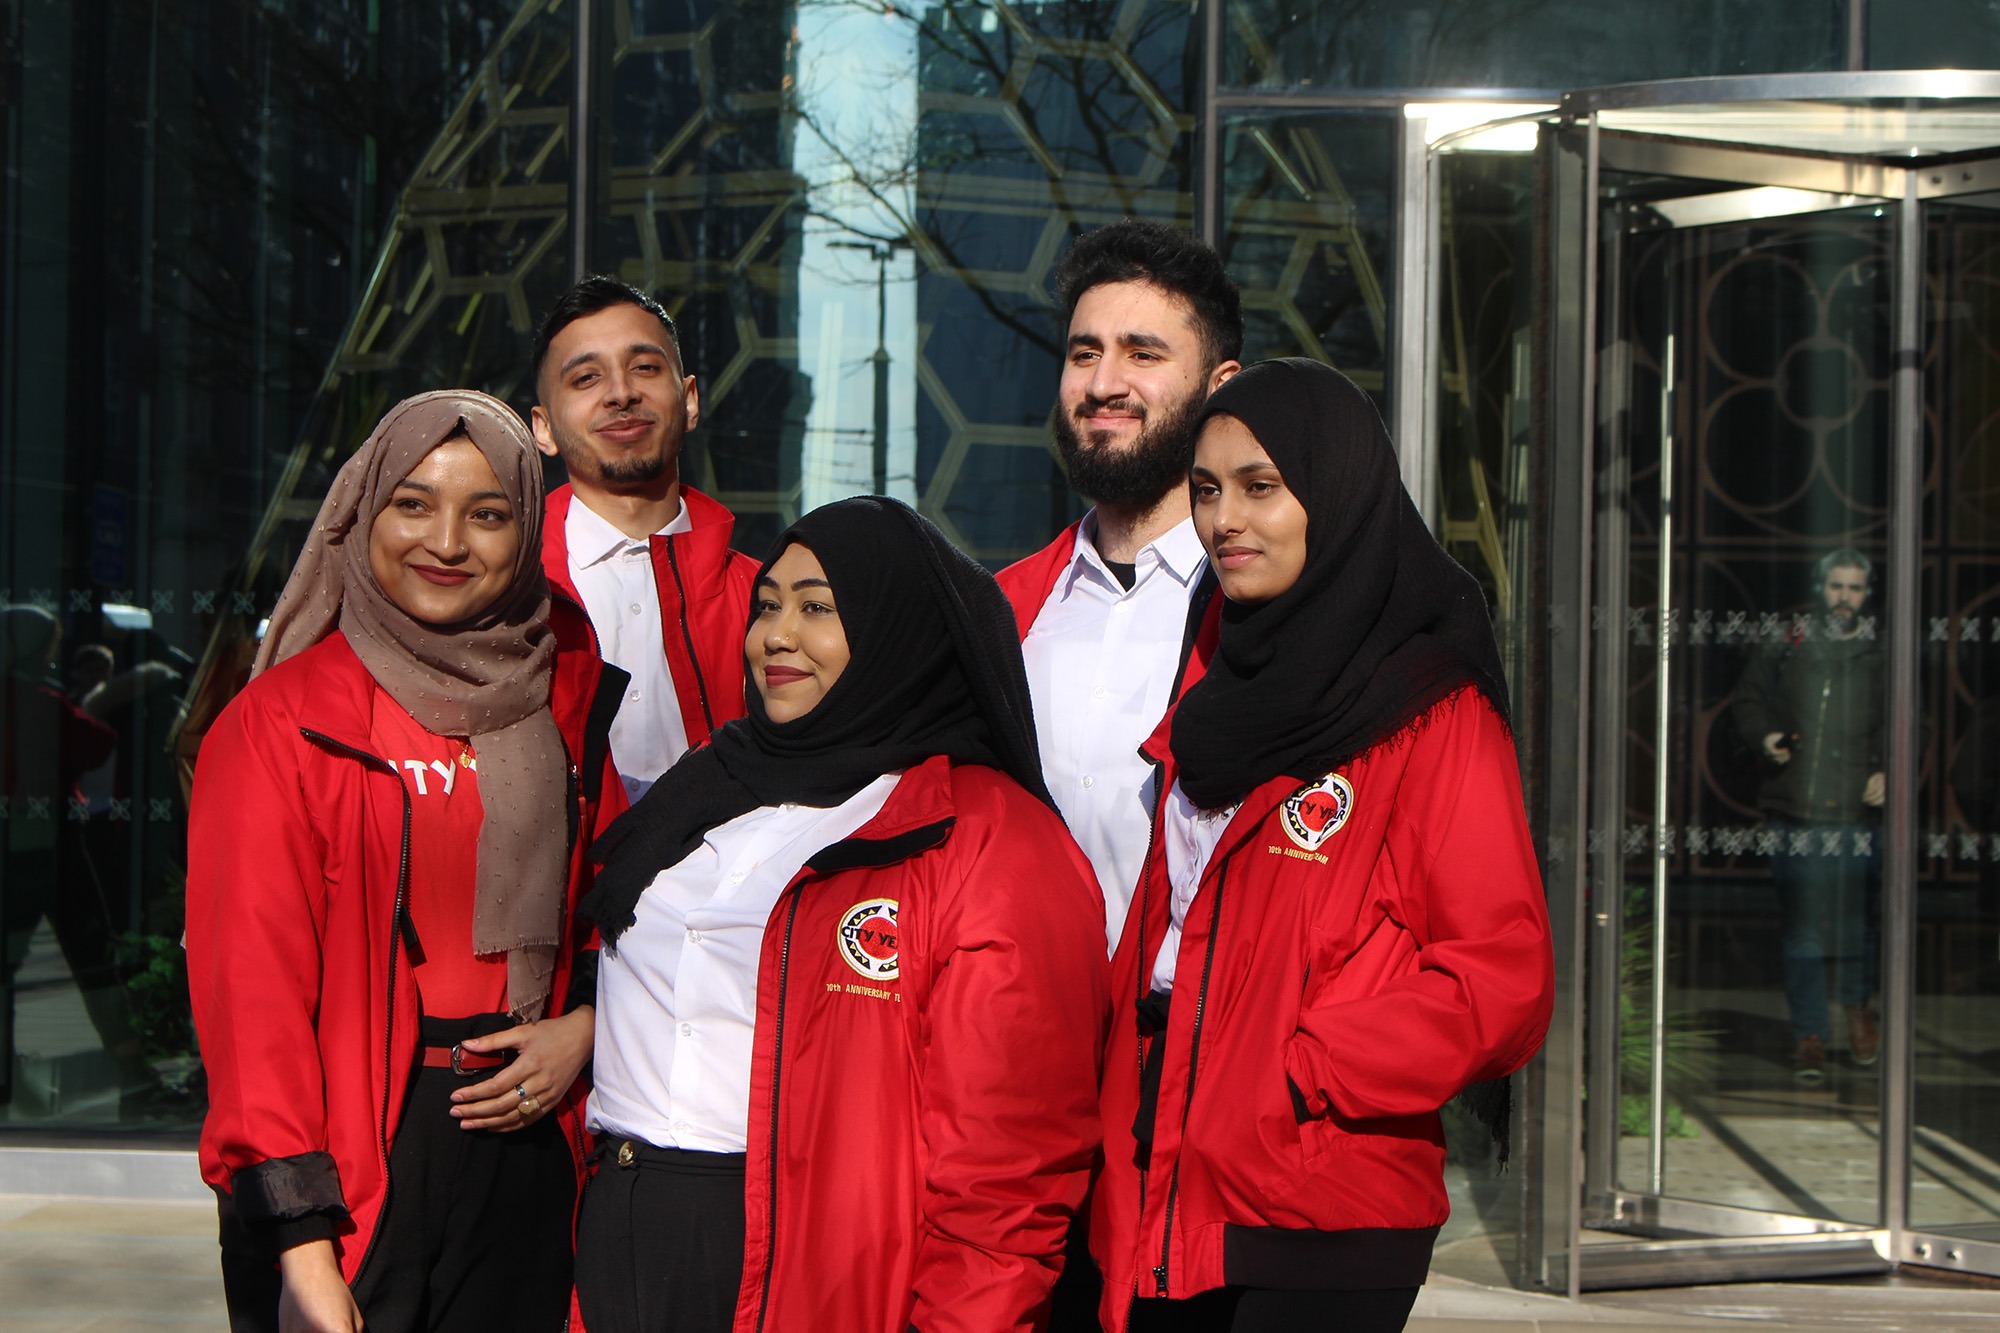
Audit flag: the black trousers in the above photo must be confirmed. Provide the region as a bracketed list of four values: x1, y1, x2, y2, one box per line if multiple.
[574, 1137, 747, 1333]
[219, 1023, 576, 1333]
[1128, 1285, 1420, 1333]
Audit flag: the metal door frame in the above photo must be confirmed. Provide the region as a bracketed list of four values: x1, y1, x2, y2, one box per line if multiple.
[1419, 69, 2000, 1295]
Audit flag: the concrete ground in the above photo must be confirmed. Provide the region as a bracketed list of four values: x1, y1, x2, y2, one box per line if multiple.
[4, 1194, 2000, 1332]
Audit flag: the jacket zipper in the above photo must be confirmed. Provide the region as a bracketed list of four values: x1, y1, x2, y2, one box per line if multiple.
[561, 747, 591, 1164]
[1807, 675, 1833, 811]
[299, 729, 410, 1289]
[1130, 754, 1169, 1299]
[1154, 858, 1229, 1298]
[663, 538, 717, 736]
[753, 889, 806, 1333]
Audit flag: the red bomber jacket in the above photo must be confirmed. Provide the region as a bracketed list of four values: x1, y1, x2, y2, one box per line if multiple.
[726, 755, 1110, 1333]
[186, 598, 627, 1283]
[1090, 689, 1553, 1329]
[543, 483, 763, 749]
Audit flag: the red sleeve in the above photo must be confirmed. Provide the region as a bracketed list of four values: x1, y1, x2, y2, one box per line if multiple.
[909, 792, 1109, 1333]
[1285, 696, 1554, 1120]
[185, 685, 344, 1213]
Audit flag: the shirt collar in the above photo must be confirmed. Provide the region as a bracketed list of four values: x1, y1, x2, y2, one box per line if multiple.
[1059, 511, 1206, 597]
[567, 494, 690, 569]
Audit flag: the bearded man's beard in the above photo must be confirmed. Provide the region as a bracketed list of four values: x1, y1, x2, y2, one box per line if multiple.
[1052, 387, 1207, 509]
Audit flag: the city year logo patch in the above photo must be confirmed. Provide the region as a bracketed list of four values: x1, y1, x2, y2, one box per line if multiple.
[837, 898, 900, 981]
[1281, 773, 1353, 852]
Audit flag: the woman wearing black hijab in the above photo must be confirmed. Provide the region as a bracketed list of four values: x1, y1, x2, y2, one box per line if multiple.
[1089, 359, 1554, 1333]
[574, 496, 1109, 1333]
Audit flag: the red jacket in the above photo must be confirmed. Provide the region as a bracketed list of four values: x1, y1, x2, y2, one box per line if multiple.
[1090, 690, 1553, 1328]
[543, 483, 762, 748]
[187, 599, 626, 1283]
[994, 522, 1086, 639]
[726, 756, 1109, 1333]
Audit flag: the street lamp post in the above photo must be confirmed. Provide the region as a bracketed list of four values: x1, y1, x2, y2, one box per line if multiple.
[829, 237, 911, 495]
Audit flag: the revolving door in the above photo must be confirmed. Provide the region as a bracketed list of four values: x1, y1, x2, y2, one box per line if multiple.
[1432, 72, 2000, 1293]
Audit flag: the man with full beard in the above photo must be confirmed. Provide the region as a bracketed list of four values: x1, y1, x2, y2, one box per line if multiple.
[1731, 548, 1885, 1083]
[998, 220, 1243, 952]
[531, 277, 760, 802]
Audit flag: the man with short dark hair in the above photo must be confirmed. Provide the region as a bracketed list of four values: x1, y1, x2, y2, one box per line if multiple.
[998, 219, 1243, 951]
[1732, 548, 1885, 1084]
[531, 276, 760, 802]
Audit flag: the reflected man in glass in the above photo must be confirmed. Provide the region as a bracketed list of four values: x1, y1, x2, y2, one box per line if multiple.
[1731, 550, 1884, 1084]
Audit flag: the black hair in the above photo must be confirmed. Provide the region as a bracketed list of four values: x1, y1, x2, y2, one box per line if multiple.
[532, 276, 683, 396]
[1054, 218, 1244, 370]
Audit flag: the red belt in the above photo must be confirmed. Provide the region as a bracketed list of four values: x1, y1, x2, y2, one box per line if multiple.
[420, 1043, 507, 1074]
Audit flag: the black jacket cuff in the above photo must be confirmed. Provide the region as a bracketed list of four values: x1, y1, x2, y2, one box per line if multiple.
[231, 1151, 346, 1224]
[269, 1210, 342, 1254]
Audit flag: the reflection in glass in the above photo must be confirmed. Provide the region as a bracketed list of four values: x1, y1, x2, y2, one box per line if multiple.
[1, 1, 530, 1135]
[1219, 112, 1394, 405]
[1222, 0, 1842, 93]
[1595, 202, 1891, 1230]
[1913, 198, 2000, 1242]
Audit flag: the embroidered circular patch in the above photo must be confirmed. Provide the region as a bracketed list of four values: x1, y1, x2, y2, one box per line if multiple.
[1281, 773, 1354, 852]
[837, 898, 901, 980]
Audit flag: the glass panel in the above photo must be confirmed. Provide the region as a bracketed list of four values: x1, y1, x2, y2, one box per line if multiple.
[1912, 195, 2000, 1242]
[1429, 142, 1546, 1286]
[1592, 194, 1891, 1231]
[0, 1, 530, 1135]
[1871, 0, 2000, 72]
[1218, 111, 1395, 410]
[592, 0, 1201, 565]
[1222, 0, 1843, 94]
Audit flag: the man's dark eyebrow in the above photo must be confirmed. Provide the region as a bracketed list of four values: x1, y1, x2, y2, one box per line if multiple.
[556, 342, 672, 379]
[1067, 330, 1173, 352]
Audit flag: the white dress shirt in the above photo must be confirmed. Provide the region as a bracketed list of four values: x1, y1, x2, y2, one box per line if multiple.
[1020, 512, 1207, 951]
[566, 496, 694, 802]
[588, 773, 902, 1152]
[1147, 780, 1240, 994]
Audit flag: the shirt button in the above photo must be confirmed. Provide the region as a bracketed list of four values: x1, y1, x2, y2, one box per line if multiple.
[731, 871, 747, 884]
[629, 690, 641, 702]
[1081, 775, 1095, 789]
[687, 928, 702, 943]
[629, 603, 642, 616]
[674, 1119, 690, 1133]
[679, 1023, 693, 1037]
[1092, 686, 1107, 700]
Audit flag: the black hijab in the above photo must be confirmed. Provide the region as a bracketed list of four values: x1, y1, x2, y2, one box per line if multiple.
[583, 495, 1051, 946]
[1170, 358, 1510, 811]
[1173, 358, 1518, 1158]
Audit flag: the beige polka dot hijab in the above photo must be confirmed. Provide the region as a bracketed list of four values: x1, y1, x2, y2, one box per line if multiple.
[255, 390, 567, 1021]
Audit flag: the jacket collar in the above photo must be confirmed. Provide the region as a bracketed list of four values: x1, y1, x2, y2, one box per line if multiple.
[276, 633, 384, 757]
[801, 754, 962, 875]
[542, 483, 742, 600]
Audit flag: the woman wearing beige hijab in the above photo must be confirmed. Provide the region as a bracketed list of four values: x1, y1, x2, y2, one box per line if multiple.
[187, 392, 626, 1332]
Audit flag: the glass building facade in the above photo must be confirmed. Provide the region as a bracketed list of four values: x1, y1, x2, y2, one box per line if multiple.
[8, 0, 2000, 1297]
